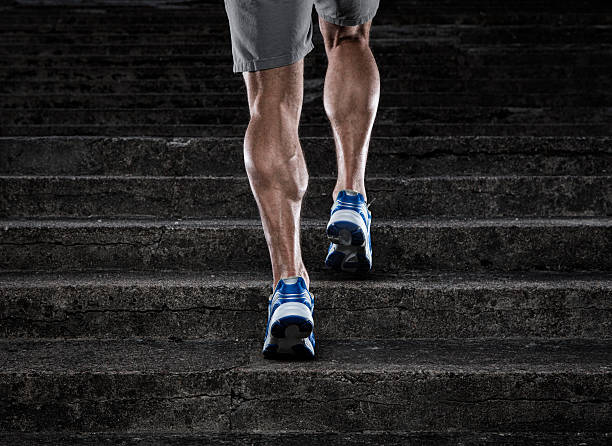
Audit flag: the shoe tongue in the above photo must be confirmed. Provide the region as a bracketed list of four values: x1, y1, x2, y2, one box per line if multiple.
[343, 189, 359, 196]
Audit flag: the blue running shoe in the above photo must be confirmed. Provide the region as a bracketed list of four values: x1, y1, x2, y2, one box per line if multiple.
[325, 189, 372, 273]
[262, 276, 315, 360]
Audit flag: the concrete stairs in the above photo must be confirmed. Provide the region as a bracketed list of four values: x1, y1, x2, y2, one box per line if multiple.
[1, 0, 611, 443]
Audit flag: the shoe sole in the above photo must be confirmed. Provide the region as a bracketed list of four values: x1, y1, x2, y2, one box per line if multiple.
[263, 303, 315, 360]
[326, 210, 371, 273]
[325, 244, 371, 274]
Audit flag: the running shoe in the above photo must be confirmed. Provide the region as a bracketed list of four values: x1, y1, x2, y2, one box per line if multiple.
[262, 276, 315, 359]
[325, 189, 372, 273]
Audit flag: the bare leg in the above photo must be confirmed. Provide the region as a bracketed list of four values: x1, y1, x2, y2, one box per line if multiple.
[243, 61, 310, 288]
[319, 18, 380, 203]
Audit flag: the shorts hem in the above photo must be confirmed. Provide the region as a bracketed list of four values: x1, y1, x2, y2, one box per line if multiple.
[233, 42, 315, 73]
[318, 8, 379, 27]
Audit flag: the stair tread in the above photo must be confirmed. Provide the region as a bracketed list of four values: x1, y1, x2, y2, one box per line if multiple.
[3, 337, 611, 374]
[2, 216, 611, 227]
[1, 431, 611, 446]
[2, 269, 611, 288]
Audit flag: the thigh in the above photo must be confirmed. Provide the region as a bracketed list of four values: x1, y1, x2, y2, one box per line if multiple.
[314, 0, 380, 26]
[224, 0, 315, 73]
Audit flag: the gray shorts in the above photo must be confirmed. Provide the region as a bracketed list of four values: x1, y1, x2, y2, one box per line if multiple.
[224, 0, 380, 73]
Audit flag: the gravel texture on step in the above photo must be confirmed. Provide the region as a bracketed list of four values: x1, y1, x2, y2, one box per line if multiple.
[2, 79, 611, 95]
[1, 431, 611, 445]
[3, 106, 609, 126]
[1, 338, 610, 432]
[2, 175, 610, 219]
[1, 270, 610, 339]
[2, 25, 612, 45]
[3, 92, 611, 108]
[3, 124, 611, 138]
[3, 136, 609, 176]
[1, 217, 610, 272]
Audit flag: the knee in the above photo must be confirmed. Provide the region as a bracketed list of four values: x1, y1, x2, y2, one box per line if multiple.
[322, 23, 370, 51]
[248, 94, 301, 128]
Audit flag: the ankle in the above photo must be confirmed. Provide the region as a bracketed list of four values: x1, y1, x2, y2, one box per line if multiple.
[333, 186, 367, 202]
[273, 267, 310, 289]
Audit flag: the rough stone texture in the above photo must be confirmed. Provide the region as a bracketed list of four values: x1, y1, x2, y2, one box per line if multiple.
[2, 175, 610, 219]
[1, 338, 610, 432]
[3, 91, 612, 108]
[2, 136, 611, 177]
[1, 0, 611, 440]
[1, 431, 611, 445]
[3, 106, 611, 128]
[4, 123, 611, 137]
[1, 217, 610, 273]
[1, 271, 611, 339]
[1, 1, 611, 137]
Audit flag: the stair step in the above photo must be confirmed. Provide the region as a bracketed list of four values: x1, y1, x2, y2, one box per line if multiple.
[4, 136, 609, 177]
[4, 92, 611, 108]
[1, 431, 611, 445]
[4, 123, 610, 137]
[3, 64, 609, 81]
[2, 25, 612, 45]
[2, 48, 611, 67]
[1, 270, 610, 339]
[2, 175, 610, 219]
[2, 78, 610, 95]
[1, 42, 609, 56]
[2, 107, 609, 127]
[1, 217, 610, 272]
[2, 338, 610, 432]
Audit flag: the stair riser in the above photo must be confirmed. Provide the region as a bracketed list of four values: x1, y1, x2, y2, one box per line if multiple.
[2, 280, 610, 339]
[3, 79, 610, 95]
[2, 176, 610, 219]
[4, 93, 611, 108]
[3, 107, 610, 126]
[3, 137, 609, 177]
[2, 369, 609, 432]
[3, 51, 612, 68]
[1, 432, 611, 445]
[1, 43, 610, 58]
[2, 12, 611, 28]
[1, 222, 610, 272]
[2, 65, 608, 81]
[2, 25, 612, 45]
[4, 124, 610, 137]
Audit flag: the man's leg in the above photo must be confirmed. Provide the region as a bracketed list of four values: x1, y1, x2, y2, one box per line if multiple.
[319, 18, 380, 202]
[243, 61, 310, 288]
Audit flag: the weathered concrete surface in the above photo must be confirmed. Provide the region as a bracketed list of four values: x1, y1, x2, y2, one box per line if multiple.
[2, 137, 610, 176]
[3, 106, 611, 128]
[1, 271, 611, 339]
[1, 217, 610, 272]
[2, 78, 610, 95]
[2, 175, 610, 219]
[3, 123, 610, 137]
[3, 23, 612, 45]
[3, 91, 612, 108]
[1, 338, 610, 432]
[1, 431, 611, 446]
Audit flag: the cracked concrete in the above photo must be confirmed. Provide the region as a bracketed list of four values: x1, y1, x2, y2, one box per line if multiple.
[0, 431, 611, 445]
[1, 175, 610, 218]
[2, 136, 611, 176]
[1, 338, 610, 432]
[1, 271, 611, 339]
[1, 217, 610, 272]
